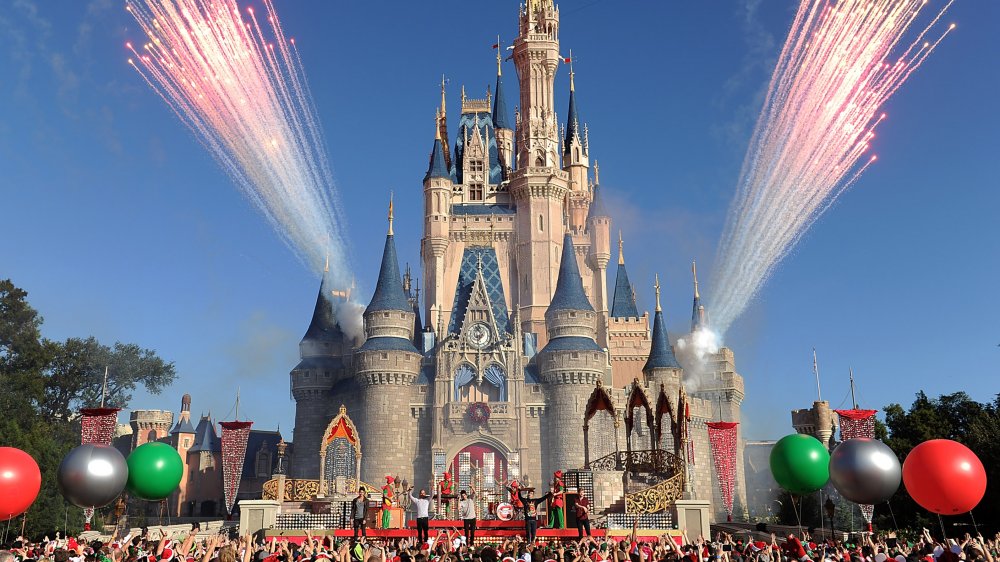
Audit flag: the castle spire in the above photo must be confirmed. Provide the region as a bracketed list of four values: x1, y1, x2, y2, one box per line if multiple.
[568, 50, 575, 92]
[493, 42, 513, 131]
[691, 260, 703, 331]
[655, 273, 662, 312]
[549, 233, 594, 313]
[644, 276, 682, 372]
[426, 113, 450, 182]
[387, 193, 394, 236]
[564, 58, 581, 155]
[610, 233, 639, 318]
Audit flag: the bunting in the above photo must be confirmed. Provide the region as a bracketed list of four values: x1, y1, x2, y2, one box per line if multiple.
[80, 407, 121, 528]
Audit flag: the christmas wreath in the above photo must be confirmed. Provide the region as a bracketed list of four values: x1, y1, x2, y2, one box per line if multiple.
[468, 402, 491, 424]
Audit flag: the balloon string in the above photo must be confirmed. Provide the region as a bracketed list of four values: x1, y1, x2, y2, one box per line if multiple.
[3, 515, 11, 544]
[792, 495, 804, 536]
[937, 513, 947, 542]
[969, 511, 979, 535]
[886, 501, 899, 532]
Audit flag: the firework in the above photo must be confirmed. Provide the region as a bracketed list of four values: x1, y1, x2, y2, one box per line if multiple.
[709, 0, 954, 336]
[126, 0, 348, 283]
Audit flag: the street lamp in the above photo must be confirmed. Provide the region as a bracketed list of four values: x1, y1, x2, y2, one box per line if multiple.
[824, 498, 836, 542]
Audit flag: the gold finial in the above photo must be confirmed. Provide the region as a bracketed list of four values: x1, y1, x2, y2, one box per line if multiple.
[388, 192, 394, 236]
[435, 110, 441, 140]
[496, 35, 502, 76]
[593, 160, 600, 185]
[440, 74, 447, 116]
[461, 85, 466, 103]
[324, 252, 329, 273]
[618, 230, 624, 265]
[692, 260, 700, 299]
[568, 49, 575, 92]
[654, 274, 662, 312]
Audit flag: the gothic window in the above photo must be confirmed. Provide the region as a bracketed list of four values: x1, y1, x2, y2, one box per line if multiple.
[534, 150, 545, 167]
[256, 450, 271, 477]
[469, 183, 484, 201]
[538, 214, 544, 232]
[470, 161, 484, 173]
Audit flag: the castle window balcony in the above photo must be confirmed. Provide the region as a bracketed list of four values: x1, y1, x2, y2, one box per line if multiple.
[446, 401, 512, 422]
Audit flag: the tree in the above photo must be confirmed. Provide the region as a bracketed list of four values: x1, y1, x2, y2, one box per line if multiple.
[0, 278, 177, 538]
[878, 391, 999, 533]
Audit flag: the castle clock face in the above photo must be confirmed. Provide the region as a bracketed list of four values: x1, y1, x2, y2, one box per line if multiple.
[467, 322, 491, 348]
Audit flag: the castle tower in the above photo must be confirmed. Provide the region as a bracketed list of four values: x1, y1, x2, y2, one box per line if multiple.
[691, 261, 706, 331]
[643, 276, 683, 392]
[355, 201, 422, 483]
[170, 394, 196, 516]
[587, 177, 611, 347]
[538, 233, 608, 473]
[493, 45, 514, 177]
[422, 123, 454, 335]
[129, 409, 173, 450]
[563, 64, 591, 234]
[289, 274, 349, 478]
[607, 233, 651, 385]
[511, 0, 572, 343]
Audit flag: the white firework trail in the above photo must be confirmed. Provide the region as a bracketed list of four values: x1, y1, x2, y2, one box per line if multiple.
[126, 0, 351, 291]
[709, 0, 955, 338]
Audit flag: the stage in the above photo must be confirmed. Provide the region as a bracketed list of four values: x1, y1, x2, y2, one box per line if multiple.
[263, 519, 682, 543]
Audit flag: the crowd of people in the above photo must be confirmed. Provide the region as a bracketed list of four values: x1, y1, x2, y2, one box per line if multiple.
[2, 527, 999, 562]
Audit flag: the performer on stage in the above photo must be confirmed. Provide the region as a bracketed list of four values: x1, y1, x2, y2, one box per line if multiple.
[381, 476, 395, 529]
[549, 470, 565, 529]
[351, 487, 368, 540]
[458, 488, 477, 544]
[438, 471, 455, 517]
[574, 492, 591, 539]
[508, 486, 551, 544]
[408, 487, 431, 544]
[508, 480, 523, 519]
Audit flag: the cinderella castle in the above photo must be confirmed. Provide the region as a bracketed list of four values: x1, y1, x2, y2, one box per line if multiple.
[283, 0, 748, 523]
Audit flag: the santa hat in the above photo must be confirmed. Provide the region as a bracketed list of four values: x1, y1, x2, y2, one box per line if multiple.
[386, 476, 395, 484]
[421, 544, 431, 552]
[510, 480, 519, 488]
[443, 472, 451, 479]
[161, 548, 175, 560]
[315, 553, 332, 561]
[503, 557, 517, 562]
[554, 470, 563, 478]
[751, 542, 767, 552]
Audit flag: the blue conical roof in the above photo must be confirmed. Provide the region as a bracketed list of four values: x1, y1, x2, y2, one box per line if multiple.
[611, 262, 639, 318]
[587, 184, 608, 223]
[365, 234, 412, 314]
[493, 74, 512, 130]
[425, 138, 449, 182]
[302, 279, 344, 342]
[549, 233, 594, 312]
[564, 90, 580, 154]
[644, 309, 681, 371]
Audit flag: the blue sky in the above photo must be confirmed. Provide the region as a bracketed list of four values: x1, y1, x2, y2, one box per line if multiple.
[1, 0, 997, 442]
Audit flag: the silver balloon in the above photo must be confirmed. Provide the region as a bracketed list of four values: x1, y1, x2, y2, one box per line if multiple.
[829, 438, 901, 504]
[57, 444, 129, 509]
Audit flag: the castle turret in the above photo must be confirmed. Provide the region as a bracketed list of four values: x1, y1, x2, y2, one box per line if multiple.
[606, 232, 651, 385]
[563, 63, 592, 234]
[493, 43, 514, 178]
[611, 232, 639, 318]
[538, 233, 607, 473]
[355, 200, 422, 483]
[691, 261, 705, 332]
[511, 0, 572, 341]
[422, 121, 454, 335]
[643, 275, 683, 391]
[587, 174, 611, 347]
[289, 271, 349, 478]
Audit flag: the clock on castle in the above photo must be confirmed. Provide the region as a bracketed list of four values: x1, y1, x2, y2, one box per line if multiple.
[283, 0, 749, 523]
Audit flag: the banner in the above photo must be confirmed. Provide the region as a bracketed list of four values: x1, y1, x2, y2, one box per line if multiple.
[706, 421, 739, 521]
[220, 421, 254, 515]
[80, 407, 121, 527]
[835, 409, 878, 524]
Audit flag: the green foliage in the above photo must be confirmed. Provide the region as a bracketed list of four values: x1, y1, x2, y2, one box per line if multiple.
[878, 391, 999, 534]
[0, 279, 177, 538]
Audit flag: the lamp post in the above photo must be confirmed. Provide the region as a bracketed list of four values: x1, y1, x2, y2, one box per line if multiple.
[824, 498, 836, 543]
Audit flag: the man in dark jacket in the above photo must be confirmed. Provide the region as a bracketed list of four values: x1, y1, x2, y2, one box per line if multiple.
[352, 488, 369, 540]
[507, 486, 551, 544]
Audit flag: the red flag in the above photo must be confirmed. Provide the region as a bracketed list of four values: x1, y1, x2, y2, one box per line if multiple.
[491, 43, 499, 49]
[563, 57, 572, 63]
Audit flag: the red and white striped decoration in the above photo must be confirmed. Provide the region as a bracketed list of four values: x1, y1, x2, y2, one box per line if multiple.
[220, 421, 253, 515]
[706, 421, 739, 521]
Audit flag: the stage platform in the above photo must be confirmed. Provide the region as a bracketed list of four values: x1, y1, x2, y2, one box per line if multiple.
[265, 520, 681, 543]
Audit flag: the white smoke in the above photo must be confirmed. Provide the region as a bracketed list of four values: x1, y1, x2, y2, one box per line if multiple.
[675, 326, 722, 392]
[333, 298, 366, 344]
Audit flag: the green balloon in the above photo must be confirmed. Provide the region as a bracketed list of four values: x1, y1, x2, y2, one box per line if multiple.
[770, 434, 830, 494]
[126, 442, 183, 500]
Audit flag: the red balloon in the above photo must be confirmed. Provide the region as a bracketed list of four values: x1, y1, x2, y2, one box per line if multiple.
[902, 439, 987, 515]
[0, 447, 42, 521]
